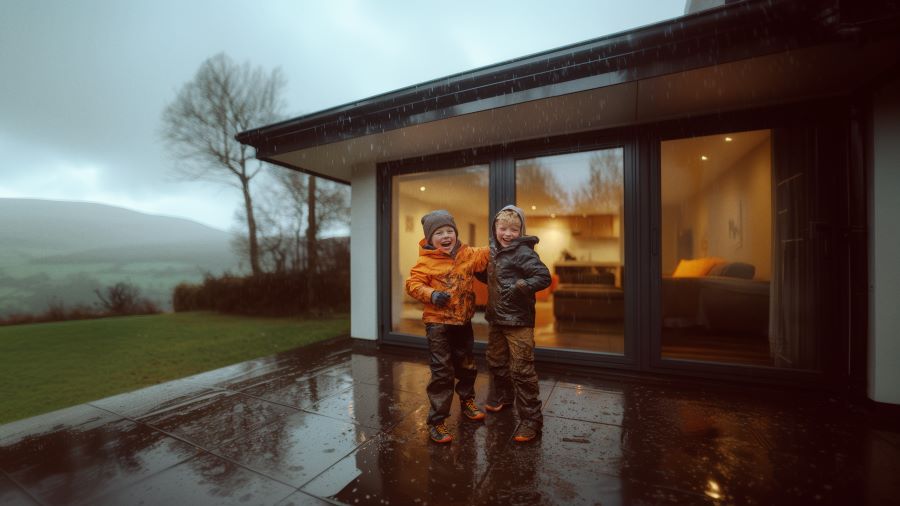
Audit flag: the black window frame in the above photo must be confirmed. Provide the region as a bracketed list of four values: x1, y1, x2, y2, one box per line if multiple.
[376, 97, 861, 386]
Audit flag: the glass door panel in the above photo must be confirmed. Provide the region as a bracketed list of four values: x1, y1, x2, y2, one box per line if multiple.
[390, 165, 490, 341]
[516, 148, 625, 354]
[657, 129, 813, 368]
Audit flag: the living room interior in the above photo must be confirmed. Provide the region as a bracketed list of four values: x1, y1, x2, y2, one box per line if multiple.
[660, 129, 775, 367]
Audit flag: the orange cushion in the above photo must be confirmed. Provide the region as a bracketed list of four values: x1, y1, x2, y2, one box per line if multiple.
[672, 257, 724, 278]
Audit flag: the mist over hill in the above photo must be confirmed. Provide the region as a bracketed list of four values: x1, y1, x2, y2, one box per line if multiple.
[0, 198, 242, 316]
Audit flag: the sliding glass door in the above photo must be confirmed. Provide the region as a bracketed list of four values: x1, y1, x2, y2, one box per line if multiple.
[658, 127, 826, 371]
[515, 148, 626, 355]
[382, 114, 846, 379]
[390, 165, 490, 341]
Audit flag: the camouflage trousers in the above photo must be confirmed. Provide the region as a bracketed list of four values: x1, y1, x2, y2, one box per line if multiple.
[425, 322, 477, 425]
[486, 324, 542, 429]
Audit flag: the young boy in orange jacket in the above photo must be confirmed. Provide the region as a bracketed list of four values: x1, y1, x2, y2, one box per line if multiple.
[405, 210, 490, 443]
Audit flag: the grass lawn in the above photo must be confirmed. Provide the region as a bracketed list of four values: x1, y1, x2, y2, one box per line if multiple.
[0, 311, 349, 425]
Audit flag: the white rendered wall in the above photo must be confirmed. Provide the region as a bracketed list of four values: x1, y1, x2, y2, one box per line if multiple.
[870, 76, 900, 405]
[350, 162, 378, 341]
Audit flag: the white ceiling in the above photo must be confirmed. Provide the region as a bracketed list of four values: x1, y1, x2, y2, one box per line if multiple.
[661, 129, 770, 204]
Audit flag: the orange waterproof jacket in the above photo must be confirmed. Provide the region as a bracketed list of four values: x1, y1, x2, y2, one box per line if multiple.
[405, 239, 490, 325]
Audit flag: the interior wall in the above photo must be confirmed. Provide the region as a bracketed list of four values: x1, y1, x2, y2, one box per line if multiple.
[350, 162, 378, 341]
[661, 204, 681, 273]
[870, 75, 900, 405]
[681, 138, 772, 280]
[394, 191, 489, 313]
[528, 219, 621, 269]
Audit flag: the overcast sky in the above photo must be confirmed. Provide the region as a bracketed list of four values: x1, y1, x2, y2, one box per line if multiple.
[0, 0, 685, 231]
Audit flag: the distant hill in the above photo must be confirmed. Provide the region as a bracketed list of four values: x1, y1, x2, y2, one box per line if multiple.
[0, 198, 232, 254]
[0, 198, 242, 316]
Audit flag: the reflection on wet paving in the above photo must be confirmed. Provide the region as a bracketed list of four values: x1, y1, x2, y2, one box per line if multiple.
[1, 335, 899, 505]
[0, 404, 199, 505]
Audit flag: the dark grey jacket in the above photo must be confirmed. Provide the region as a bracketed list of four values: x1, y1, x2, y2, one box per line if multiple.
[484, 205, 551, 327]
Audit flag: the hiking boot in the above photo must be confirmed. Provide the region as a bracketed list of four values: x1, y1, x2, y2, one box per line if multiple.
[462, 398, 486, 421]
[428, 423, 453, 443]
[513, 424, 539, 443]
[484, 400, 508, 413]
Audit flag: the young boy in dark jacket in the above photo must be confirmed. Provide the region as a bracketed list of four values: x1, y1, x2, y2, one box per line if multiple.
[482, 205, 551, 442]
[406, 210, 490, 443]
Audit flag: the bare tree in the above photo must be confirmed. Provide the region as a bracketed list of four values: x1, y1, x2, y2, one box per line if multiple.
[306, 175, 318, 275]
[276, 170, 308, 272]
[95, 282, 158, 315]
[161, 53, 285, 276]
[573, 150, 624, 214]
[516, 161, 571, 214]
[272, 171, 349, 274]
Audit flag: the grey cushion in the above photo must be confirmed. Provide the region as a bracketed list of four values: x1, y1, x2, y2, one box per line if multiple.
[707, 262, 755, 279]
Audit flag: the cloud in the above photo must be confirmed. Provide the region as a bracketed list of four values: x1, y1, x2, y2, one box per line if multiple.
[0, 0, 686, 233]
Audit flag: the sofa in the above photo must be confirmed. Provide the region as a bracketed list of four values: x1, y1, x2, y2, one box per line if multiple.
[552, 265, 624, 325]
[662, 259, 769, 335]
[553, 283, 624, 323]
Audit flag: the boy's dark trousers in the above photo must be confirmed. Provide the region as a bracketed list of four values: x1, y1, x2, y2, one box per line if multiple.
[486, 324, 543, 430]
[425, 322, 477, 425]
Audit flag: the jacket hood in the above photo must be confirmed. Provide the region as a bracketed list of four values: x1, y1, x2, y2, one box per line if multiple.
[491, 204, 538, 250]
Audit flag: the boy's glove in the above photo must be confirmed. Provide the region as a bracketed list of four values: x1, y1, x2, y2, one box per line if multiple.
[431, 291, 451, 307]
[514, 279, 531, 295]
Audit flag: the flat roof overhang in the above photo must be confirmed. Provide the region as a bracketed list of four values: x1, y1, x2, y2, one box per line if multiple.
[236, 0, 900, 183]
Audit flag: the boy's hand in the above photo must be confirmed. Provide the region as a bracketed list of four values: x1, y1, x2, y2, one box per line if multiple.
[514, 279, 531, 295]
[431, 291, 451, 307]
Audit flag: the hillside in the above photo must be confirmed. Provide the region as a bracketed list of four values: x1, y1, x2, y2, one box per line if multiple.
[0, 198, 242, 316]
[0, 198, 230, 254]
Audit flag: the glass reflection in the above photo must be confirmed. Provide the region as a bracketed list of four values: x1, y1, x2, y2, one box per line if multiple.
[390, 165, 490, 340]
[516, 149, 625, 354]
[659, 129, 813, 369]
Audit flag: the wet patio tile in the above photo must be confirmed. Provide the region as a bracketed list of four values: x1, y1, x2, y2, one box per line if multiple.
[139, 391, 298, 450]
[180, 360, 283, 389]
[553, 375, 630, 394]
[543, 385, 625, 426]
[302, 402, 501, 505]
[473, 414, 625, 504]
[305, 382, 428, 431]
[609, 400, 896, 504]
[4, 334, 899, 505]
[0, 404, 117, 446]
[212, 409, 375, 488]
[477, 461, 714, 506]
[206, 363, 302, 391]
[186, 345, 350, 392]
[360, 360, 433, 394]
[92, 451, 296, 506]
[275, 489, 333, 505]
[0, 415, 198, 505]
[89, 378, 219, 419]
[0, 474, 39, 506]
[239, 370, 355, 410]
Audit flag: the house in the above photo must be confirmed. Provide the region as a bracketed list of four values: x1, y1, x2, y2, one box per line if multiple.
[237, 0, 900, 410]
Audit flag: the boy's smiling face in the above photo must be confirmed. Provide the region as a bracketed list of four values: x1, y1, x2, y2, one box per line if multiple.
[495, 219, 522, 248]
[430, 225, 457, 254]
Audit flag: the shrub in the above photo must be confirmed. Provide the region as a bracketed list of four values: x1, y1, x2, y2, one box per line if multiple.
[0, 282, 161, 326]
[173, 269, 348, 316]
[94, 282, 159, 315]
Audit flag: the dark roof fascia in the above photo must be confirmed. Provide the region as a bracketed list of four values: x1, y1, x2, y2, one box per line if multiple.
[236, 0, 895, 158]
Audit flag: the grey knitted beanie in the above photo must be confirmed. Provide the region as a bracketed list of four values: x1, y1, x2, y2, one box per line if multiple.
[421, 210, 458, 245]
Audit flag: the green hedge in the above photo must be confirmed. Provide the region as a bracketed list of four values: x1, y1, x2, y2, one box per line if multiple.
[173, 270, 349, 316]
